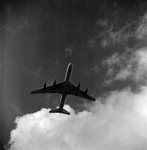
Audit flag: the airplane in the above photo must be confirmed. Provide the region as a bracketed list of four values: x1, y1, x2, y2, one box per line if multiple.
[31, 63, 95, 115]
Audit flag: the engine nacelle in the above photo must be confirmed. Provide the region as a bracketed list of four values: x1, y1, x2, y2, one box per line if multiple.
[53, 80, 56, 86]
[85, 88, 88, 96]
[77, 83, 80, 90]
[43, 83, 46, 90]
[76, 83, 80, 95]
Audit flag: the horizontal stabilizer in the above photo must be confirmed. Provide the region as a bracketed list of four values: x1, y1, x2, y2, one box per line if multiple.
[49, 108, 60, 113]
[61, 108, 70, 115]
[49, 108, 70, 115]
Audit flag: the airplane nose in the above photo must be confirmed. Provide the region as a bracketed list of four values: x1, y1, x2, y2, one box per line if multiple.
[70, 63, 73, 71]
[69, 63, 72, 68]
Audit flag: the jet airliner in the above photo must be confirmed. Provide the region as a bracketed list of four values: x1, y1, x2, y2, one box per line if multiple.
[31, 63, 95, 115]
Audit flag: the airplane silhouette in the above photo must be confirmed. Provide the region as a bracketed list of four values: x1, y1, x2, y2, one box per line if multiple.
[31, 63, 95, 115]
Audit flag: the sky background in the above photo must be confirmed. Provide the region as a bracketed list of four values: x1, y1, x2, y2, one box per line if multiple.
[1, 0, 147, 150]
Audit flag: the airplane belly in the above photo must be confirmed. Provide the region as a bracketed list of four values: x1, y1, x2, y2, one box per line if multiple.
[60, 92, 67, 108]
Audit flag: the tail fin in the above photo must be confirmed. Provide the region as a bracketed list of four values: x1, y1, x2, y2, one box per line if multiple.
[49, 108, 70, 115]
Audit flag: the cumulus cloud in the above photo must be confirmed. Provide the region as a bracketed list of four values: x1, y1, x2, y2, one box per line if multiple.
[6, 85, 147, 150]
[103, 47, 147, 85]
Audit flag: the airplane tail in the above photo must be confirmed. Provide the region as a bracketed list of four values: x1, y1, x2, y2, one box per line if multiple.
[49, 108, 70, 115]
[61, 108, 70, 115]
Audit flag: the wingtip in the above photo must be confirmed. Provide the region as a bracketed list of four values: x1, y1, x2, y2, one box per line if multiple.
[91, 97, 95, 101]
[30, 91, 34, 94]
[30, 91, 38, 94]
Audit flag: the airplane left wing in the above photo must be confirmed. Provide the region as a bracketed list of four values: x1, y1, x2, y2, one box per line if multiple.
[68, 83, 95, 101]
[31, 81, 65, 94]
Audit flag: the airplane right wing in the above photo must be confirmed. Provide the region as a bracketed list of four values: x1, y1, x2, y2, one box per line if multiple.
[31, 81, 65, 94]
[68, 83, 95, 101]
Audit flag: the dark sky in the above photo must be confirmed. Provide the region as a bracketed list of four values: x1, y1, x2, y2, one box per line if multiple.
[1, 0, 147, 149]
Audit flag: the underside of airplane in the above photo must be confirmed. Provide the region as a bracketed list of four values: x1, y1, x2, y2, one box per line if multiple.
[31, 63, 95, 115]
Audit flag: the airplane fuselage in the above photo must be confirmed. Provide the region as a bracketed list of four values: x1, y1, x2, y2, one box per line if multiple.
[31, 62, 95, 115]
[65, 63, 73, 83]
[59, 63, 73, 110]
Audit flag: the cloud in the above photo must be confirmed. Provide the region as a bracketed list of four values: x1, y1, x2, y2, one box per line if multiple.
[3, 17, 28, 34]
[65, 47, 74, 55]
[135, 13, 147, 39]
[98, 12, 147, 48]
[99, 23, 132, 48]
[100, 12, 147, 86]
[96, 19, 108, 27]
[6, 85, 147, 150]
[90, 66, 100, 74]
[103, 47, 147, 85]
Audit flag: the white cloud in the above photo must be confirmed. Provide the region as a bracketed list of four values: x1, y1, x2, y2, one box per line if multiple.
[6, 86, 147, 150]
[99, 23, 132, 48]
[98, 12, 147, 48]
[103, 47, 147, 84]
[135, 13, 147, 39]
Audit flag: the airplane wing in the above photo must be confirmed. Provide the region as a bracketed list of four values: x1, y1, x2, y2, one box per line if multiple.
[68, 83, 95, 101]
[31, 81, 65, 94]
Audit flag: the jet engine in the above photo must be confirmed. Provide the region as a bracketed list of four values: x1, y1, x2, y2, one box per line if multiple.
[85, 88, 88, 96]
[77, 83, 80, 90]
[76, 83, 80, 95]
[43, 83, 46, 90]
[53, 80, 56, 86]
